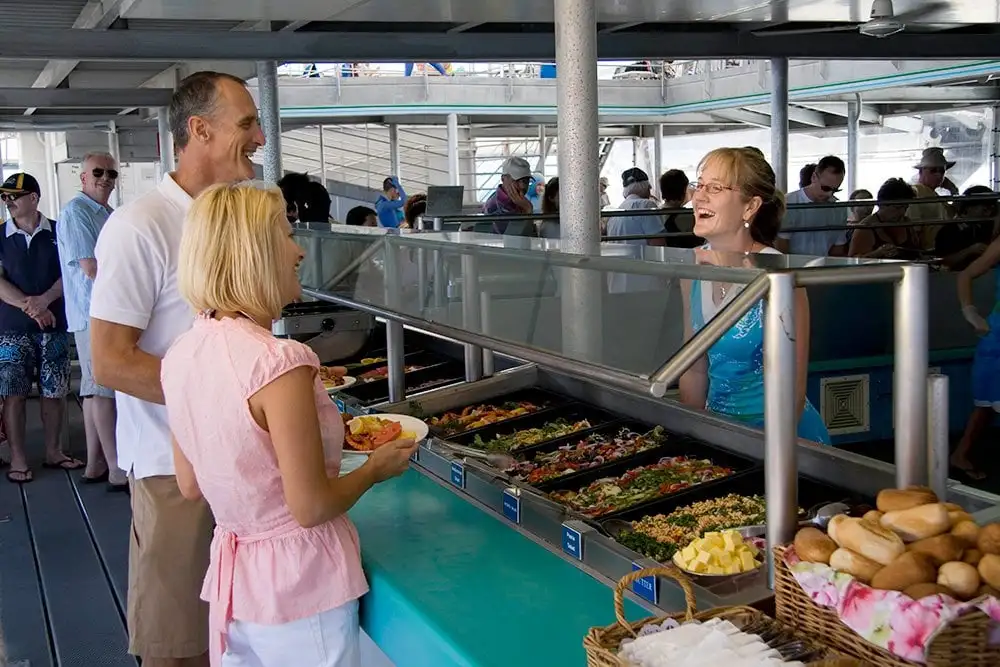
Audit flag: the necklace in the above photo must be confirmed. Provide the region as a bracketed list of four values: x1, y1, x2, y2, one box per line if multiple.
[713, 241, 758, 303]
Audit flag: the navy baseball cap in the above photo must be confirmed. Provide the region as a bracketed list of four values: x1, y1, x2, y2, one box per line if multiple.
[0, 172, 41, 196]
[622, 167, 649, 187]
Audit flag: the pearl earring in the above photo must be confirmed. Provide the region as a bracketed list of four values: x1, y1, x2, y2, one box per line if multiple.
[743, 221, 750, 229]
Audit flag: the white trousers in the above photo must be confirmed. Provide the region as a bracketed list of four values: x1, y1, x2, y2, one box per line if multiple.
[221, 600, 360, 667]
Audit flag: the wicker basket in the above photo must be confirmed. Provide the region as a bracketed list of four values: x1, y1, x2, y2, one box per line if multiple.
[773, 544, 1000, 667]
[584, 566, 866, 667]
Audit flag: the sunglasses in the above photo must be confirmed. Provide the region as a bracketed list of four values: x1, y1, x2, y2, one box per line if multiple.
[819, 184, 842, 193]
[0, 191, 31, 203]
[92, 167, 119, 180]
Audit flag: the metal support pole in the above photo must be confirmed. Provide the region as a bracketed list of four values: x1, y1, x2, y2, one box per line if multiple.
[383, 241, 406, 403]
[481, 290, 494, 378]
[927, 374, 950, 501]
[157, 106, 175, 176]
[894, 264, 929, 488]
[317, 125, 327, 185]
[388, 124, 401, 180]
[770, 58, 789, 192]
[537, 125, 547, 178]
[446, 113, 459, 186]
[991, 105, 1000, 192]
[256, 60, 283, 183]
[847, 95, 860, 194]
[107, 121, 122, 208]
[555, 0, 602, 362]
[432, 216, 445, 309]
[461, 253, 483, 383]
[653, 123, 663, 186]
[764, 272, 798, 589]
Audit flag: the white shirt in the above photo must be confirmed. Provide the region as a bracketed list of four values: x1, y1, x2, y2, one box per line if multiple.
[89, 174, 194, 479]
[778, 189, 849, 257]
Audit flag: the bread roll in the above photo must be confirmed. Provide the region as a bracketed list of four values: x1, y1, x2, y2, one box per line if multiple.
[907, 534, 964, 566]
[952, 520, 980, 549]
[978, 553, 1000, 589]
[949, 511, 975, 529]
[829, 547, 882, 584]
[863, 510, 885, 524]
[942, 502, 965, 512]
[963, 549, 983, 566]
[827, 514, 851, 546]
[794, 527, 837, 564]
[877, 488, 938, 513]
[871, 552, 937, 591]
[837, 518, 905, 565]
[938, 561, 981, 600]
[881, 503, 951, 542]
[977, 523, 1000, 555]
[904, 582, 956, 600]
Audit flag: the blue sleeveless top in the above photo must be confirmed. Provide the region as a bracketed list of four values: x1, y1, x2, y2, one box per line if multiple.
[690, 278, 831, 445]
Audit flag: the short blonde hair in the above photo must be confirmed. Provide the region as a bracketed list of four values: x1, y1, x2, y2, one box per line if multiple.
[178, 181, 288, 322]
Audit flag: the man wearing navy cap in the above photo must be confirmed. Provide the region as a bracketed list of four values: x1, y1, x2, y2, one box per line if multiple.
[0, 172, 77, 484]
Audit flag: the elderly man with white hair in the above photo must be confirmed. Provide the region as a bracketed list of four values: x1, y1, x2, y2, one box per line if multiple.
[56, 151, 126, 490]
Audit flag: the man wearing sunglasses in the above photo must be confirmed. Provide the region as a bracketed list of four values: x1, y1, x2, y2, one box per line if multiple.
[0, 172, 78, 484]
[776, 155, 850, 257]
[56, 152, 125, 491]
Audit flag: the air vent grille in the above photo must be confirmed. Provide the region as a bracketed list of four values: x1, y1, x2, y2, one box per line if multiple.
[821, 374, 870, 435]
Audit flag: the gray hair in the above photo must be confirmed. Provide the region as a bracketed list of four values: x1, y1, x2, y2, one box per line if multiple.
[82, 151, 116, 166]
[623, 180, 652, 199]
[169, 71, 247, 150]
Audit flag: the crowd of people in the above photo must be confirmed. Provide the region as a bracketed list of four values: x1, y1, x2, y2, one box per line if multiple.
[2, 68, 1000, 667]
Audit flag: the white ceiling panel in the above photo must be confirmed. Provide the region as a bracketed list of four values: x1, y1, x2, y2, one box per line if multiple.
[119, 0, 1000, 25]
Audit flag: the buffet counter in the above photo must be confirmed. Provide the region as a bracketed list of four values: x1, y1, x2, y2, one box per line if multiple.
[349, 468, 651, 667]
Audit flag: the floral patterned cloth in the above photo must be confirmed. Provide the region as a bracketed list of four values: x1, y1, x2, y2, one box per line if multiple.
[784, 546, 1000, 663]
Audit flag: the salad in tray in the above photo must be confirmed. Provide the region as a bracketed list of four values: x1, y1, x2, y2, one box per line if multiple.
[470, 418, 592, 453]
[617, 494, 768, 561]
[548, 456, 734, 517]
[358, 365, 424, 383]
[428, 400, 548, 436]
[505, 426, 667, 485]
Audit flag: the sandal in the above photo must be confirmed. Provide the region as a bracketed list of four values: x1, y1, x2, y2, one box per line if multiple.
[81, 470, 109, 484]
[7, 468, 33, 484]
[43, 456, 85, 471]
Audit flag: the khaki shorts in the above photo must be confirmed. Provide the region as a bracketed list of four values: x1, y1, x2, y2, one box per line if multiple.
[128, 474, 214, 659]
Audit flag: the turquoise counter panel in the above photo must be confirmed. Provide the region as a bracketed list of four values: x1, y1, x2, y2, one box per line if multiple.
[349, 469, 648, 667]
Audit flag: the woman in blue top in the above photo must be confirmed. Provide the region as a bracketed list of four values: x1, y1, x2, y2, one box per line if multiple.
[679, 147, 831, 445]
[952, 227, 1000, 479]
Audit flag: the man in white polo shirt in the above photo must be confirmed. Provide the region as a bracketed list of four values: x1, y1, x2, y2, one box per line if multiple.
[89, 71, 264, 667]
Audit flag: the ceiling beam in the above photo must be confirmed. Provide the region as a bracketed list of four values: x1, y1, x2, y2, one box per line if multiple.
[6, 27, 1000, 61]
[0, 88, 173, 109]
[25, 1, 127, 115]
[709, 108, 771, 128]
[826, 86, 1000, 103]
[795, 101, 882, 123]
[743, 103, 828, 127]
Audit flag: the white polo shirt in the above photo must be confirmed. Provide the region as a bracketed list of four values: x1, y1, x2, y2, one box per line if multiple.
[89, 174, 194, 479]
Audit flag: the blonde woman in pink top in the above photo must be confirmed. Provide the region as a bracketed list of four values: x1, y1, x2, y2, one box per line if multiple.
[161, 182, 417, 667]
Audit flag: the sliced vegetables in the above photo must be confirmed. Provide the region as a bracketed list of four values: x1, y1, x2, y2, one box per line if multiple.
[506, 426, 667, 485]
[471, 418, 592, 453]
[429, 400, 548, 436]
[549, 456, 734, 518]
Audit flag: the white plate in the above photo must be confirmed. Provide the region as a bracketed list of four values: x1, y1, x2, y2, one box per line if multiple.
[324, 375, 357, 393]
[343, 413, 429, 457]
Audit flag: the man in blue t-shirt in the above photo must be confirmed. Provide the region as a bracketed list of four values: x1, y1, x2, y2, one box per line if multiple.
[375, 176, 407, 228]
[0, 172, 76, 484]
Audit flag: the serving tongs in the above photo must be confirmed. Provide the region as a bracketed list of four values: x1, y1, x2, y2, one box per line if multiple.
[430, 440, 516, 470]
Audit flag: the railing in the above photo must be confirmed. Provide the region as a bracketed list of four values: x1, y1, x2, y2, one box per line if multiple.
[277, 60, 755, 81]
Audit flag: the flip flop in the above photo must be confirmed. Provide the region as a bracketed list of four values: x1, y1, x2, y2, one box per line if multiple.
[7, 468, 33, 484]
[951, 462, 987, 481]
[81, 470, 110, 484]
[43, 456, 85, 471]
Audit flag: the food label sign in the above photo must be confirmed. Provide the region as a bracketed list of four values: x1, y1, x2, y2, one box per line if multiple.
[450, 461, 465, 489]
[501, 490, 520, 524]
[561, 524, 582, 560]
[631, 562, 658, 604]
